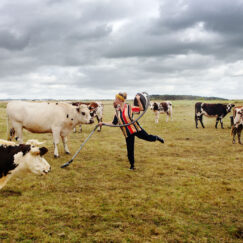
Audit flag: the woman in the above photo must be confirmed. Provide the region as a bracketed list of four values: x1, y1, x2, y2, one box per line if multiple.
[99, 92, 164, 170]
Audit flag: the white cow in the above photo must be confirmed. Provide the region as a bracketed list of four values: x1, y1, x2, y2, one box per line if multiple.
[0, 139, 50, 190]
[7, 101, 94, 157]
[72, 101, 104, 133]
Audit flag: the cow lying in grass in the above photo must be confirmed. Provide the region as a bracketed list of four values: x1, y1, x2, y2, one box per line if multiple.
[0, 139, 50, 190]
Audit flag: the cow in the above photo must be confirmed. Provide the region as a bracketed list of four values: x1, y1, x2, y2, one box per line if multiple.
[195, 102, 235, 129]
[150, 101, 172, 123]
[7, 101, 94, 158]
[0, 139, 50, 190]
[231, 106, 243, 144]
[71, 101, 104, 132]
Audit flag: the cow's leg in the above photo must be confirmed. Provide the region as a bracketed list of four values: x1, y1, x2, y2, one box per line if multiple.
[217, 117, 224, 129]
[61, 136, 70, 154]
[195, 115, 198, 128]
[237, 127, 242, 144]
[232, 127, 236, 144]
[220, 118, 224, 129]
[199, 115, 205, 128]
[155, 111, 159, 123]
[52, 129, 60, 158]
[73, 126, 77, 133]
[79, 125, 82, 133]
[97, 117, 102, 132]
[215, 118, 219, 128]
[166, 112, 169, 122]
[8, 127, 15, 141]
[12, 122, 23, 143]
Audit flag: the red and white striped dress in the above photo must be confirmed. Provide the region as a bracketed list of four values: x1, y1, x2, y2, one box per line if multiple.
[112, 104, 142, 138]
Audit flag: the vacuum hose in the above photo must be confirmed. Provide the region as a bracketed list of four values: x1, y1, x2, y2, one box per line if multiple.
[61, 92, 150, 168]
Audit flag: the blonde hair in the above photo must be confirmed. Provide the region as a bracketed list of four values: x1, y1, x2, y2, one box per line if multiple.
[116, 92, 127, 102]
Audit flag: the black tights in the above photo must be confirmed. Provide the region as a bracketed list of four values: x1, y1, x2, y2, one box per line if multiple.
[125, 129, 157, 169]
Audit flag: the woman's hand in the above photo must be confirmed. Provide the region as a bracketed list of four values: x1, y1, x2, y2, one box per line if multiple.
[98, 122, 104, 127]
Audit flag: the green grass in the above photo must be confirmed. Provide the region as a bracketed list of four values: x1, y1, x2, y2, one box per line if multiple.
[0, 100, 242, 242]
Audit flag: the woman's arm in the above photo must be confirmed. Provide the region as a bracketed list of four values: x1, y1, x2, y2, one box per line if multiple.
[133, 95, 144, 111]
[99, 114, 118, 127]
[98, 121, 113, 127]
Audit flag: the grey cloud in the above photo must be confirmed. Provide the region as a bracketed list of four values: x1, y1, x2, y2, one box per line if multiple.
[0, 30, 30, 50]
[157, 0, 243, 34]
[106, 0, 243, 61]
[0, 0, 242, 100]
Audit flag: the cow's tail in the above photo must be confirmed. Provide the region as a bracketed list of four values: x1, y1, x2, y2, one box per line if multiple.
[6, 115, 14, 141]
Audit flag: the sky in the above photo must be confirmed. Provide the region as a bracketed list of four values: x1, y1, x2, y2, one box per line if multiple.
[0, 0, 243, 100]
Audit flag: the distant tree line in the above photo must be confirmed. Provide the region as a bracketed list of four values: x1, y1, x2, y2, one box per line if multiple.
[0, 95, 229, 102]
[150, 94, 228, 101]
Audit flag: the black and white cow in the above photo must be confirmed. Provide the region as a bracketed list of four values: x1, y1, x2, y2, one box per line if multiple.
[195, 102, 235, 128]
[231, 106, 243, 144]
[150, 101, 172, 123]
[0, 139, 50, 190]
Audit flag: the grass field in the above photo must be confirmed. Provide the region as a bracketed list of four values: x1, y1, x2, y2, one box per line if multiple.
[0, 100, 242, 242]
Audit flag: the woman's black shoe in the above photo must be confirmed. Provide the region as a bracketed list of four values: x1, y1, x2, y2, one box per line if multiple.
[156, 136, 164, 143]
[130, 166, 135, 170]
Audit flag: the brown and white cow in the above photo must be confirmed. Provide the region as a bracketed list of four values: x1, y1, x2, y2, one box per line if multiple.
[150, 101, 172, 123]
[231, 106, 243, 144]
[0, 139, 50, 190]
[7, 101, 94, 158]
[195, 102, 235, 129]
[71, 101, 104, 132]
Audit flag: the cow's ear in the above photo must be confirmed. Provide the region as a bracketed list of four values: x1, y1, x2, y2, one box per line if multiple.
[232, 104, 235, 107]
[19, 144, 31, 156]
[76, 107, 80, 113]
[40, 147, 48, 156]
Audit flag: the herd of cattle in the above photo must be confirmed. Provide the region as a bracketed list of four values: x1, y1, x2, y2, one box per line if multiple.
[0, 100, 242, 190]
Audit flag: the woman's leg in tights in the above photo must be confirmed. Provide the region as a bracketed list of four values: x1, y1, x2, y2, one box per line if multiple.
[135, 129, 157, 142]
[126, 135, 135, 169]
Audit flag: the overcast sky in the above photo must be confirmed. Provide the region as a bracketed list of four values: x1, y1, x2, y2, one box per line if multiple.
[0, 0, 243, 100]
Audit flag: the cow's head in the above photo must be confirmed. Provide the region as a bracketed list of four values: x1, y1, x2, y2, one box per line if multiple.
[88, 103, 98, 117]
[76, 105, 94, 124]
[15, 144, 51, 175]
[151, 102, 159, 111]
[226, 104, 235, 113]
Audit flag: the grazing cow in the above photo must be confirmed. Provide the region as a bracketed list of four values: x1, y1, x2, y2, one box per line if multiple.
[231, 106, 243, 144]
[150, 101, 172, 123]
[195, 102, 235, 128]
[7, 101, 94, 158]
[71, 102, 104, 132]
[0, 139, 50, 190]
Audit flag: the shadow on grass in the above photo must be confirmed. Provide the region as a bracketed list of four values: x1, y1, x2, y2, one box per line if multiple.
[0, 189, 22, 196]
[232, 227, 243, 239]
